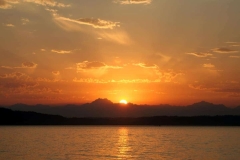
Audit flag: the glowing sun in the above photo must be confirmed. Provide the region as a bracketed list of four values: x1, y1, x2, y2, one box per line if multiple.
[119, 99, 128, 104]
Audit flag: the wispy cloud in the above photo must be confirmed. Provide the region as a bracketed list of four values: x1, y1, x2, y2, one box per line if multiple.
[1, 62, 38, 69]
[156, 70, 184, 83]
[186, 52, 213, 58]
[226, 42, 240, 47]
[3, 23, 15, 27]
[229, 56, 240, 58]
[153, 53, 171, 62]
[212, 47, 239, 53]
[55, 16, 120, 29]
[203, 63, 215, 68]
[23, 0, 70, 8]
[97, 30, 132, 45]
[134, 63, 158, 68]
[0, 72, 24, 78]
[73, 78, 151, 83]
[21, 18, 29, 25]
[51, 49, 72, 54]
[114, 0, 152, 5]
[52, 71, 60, 76]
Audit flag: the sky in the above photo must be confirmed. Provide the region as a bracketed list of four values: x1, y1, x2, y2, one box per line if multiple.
[0, 0, 240, 106]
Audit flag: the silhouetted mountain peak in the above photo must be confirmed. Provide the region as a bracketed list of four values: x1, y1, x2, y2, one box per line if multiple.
[91, 98, 113, 105]
[192, 101, 213, 106]
[188, 101, 227, 110]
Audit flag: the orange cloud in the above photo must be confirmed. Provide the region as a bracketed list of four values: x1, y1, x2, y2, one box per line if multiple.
[203, 63, 215, 68]
[51, 49, 72, 54]
[52, 71, 60, 76]
[114, 0, 152, 5]
[186, 52, 213, 58]
[4, 23, 15, 27]
[0, 0, 18, 9]
[76, 61, 122, 72]
[0, 72, 24, 78]
[23, 0, 70, 7]
[133, 63, 158, 68]
[55, 16, 120, 29]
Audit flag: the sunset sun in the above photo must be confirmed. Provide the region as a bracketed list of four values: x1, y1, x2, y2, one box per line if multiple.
[119, 99, 128, 104]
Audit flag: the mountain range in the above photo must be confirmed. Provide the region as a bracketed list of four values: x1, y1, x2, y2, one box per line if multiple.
[3, 98, 240, 118]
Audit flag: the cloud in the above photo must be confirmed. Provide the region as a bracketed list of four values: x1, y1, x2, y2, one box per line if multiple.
[0, 0, 69, 9]
[189, 81, 240, 98]
[226, 42, 240, 47]
[21, 62, 38, 68]
[0, 0, 18, 9]
[53, 14, 131, 45]
[1, 62, 37, 69]
[76, 61, 122, 72]
[186, 52, 213, 58]
[156, 70, 184, 83]
[134, 63, 158, 68]
[229, 56, 240, 58]
[4, 23, 15, 27]
[203, 63, 215, 68]
[76, 18, 120, 29]
[0, 72, 24, 78]
[21, 18, 29, 25]
[97, 30, 132, 45]
[23, 0, 70, 8]
[55, 16, 120, 29]
[1, 66, 13, 69]
[73, 78, 152, 83]
[52, 71, 60, 76]
[51, 49, 72, 54]
[212, 47, 239, 53]
[153, 53, 171, 62]
[189, 84, 214, 91]
[0, 0, 10, 9]
[114, 0, 152, 5]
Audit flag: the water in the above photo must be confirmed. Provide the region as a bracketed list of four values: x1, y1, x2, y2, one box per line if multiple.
[0, 126, 240, 160]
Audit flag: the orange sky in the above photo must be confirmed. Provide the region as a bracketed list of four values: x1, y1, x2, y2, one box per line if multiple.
[0, 0, 240, 106]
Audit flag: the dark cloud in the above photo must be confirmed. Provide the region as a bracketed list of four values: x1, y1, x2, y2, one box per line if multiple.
[77, 61, 121, 71]
[1, 62, 37, 69]
[21, 62, 37, 68]
[212, 47, 239, 53]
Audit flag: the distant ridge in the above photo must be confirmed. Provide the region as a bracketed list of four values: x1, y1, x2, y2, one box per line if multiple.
[5, 99, 240, 118]
[1, 107, 240, 126]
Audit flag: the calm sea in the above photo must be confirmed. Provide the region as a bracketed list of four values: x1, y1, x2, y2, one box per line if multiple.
[0, 126, 240, 160]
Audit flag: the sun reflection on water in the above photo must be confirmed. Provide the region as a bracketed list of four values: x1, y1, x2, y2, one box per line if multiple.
[117, 127, 132, 159]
